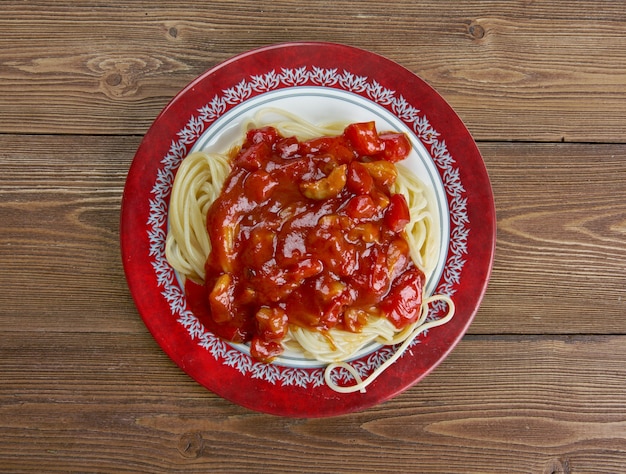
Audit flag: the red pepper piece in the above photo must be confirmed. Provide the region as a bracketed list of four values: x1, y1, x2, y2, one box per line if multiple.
[299, 136, 335, 156]
[384, 193, 410, 232]
[275, 136, 300, 158]
[245, 126, 280, 147]
[345, 194, 377, 219]
[343, 122, 384, 156]
[244, 170, 277, 202]
[327, 138, 356, 164]
[346, 160, 374, 195]
[250, 336, 283, 363]
[379, 132, 411, 163]
[235, 141, 271, 171]
[380, 267, 424, 328]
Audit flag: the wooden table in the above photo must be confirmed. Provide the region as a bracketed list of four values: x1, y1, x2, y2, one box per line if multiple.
[2, 1, 625, 472]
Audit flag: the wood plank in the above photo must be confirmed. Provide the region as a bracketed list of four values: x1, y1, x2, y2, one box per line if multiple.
[1, 332, 625, 472]
[0, 1, 625, 141]
[477, 142, 626, 334]
[3, 2, 624, 473]
[0, 135, 144, 332]
[1, 135, 624, 334]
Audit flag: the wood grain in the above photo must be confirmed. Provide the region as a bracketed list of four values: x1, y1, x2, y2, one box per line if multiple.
[1, 332, 625, 473]
[477, 142, 626, 334]
[2, 2, 626, 472]
[0, 135, 142, 332]
[1, 1, 625, 141]
[1, 135, 624, 335]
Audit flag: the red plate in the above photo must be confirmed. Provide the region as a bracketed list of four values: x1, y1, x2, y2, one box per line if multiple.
[120, 42, 495, 417]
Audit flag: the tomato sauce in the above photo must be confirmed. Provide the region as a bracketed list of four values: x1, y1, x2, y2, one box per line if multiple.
[184, 122, 425, 362]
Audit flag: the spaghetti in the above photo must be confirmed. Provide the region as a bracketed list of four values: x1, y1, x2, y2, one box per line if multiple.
[165, 109, 454, 393]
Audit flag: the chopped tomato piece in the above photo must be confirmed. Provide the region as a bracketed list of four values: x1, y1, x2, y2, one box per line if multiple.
[343, 122, 384, 156]
[369, 246, 391, 296]
[235, 141, 271, 171]
[346, 161, 374, 194]
[344, 194, 377, 219]
[379, 132, 411, 163]
[384, 193, 410, 232]
[299, 136, 335, 156]
[327, 138, 356, 164]
[380, 267, 424, 328]
[246, 126, 280, 147]
[244, 170, 277, 202]
[250, 336, 283, 363]
[275, 136, 300, 158]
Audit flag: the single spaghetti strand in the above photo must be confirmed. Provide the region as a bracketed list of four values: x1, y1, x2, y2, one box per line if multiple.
[323, 295, 455, 393]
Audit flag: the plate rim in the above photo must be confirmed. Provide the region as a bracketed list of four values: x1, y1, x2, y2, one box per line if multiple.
[120, 41, 496, 417]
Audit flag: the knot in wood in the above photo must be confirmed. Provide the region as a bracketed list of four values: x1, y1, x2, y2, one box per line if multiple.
[177, 431, 204, 459]
[469, 23, 485, 39]
[543, 457, 570, 474]
[105, 73, 122, 87]
[94, 57, 145, 99]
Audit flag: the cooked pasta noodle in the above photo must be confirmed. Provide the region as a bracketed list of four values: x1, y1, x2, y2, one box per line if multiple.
[165, 108, 454, 392]
[241, 107, 346, 140]
[165, 151, 230, 282]
[323, 294, 455, 393]
[392, 163, 439, 279]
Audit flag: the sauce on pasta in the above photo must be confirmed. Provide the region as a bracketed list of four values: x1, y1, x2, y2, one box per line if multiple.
[184, 122, 426, 363]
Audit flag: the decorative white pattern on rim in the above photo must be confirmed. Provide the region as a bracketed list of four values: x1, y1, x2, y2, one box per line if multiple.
[147, 67, 468, 388]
